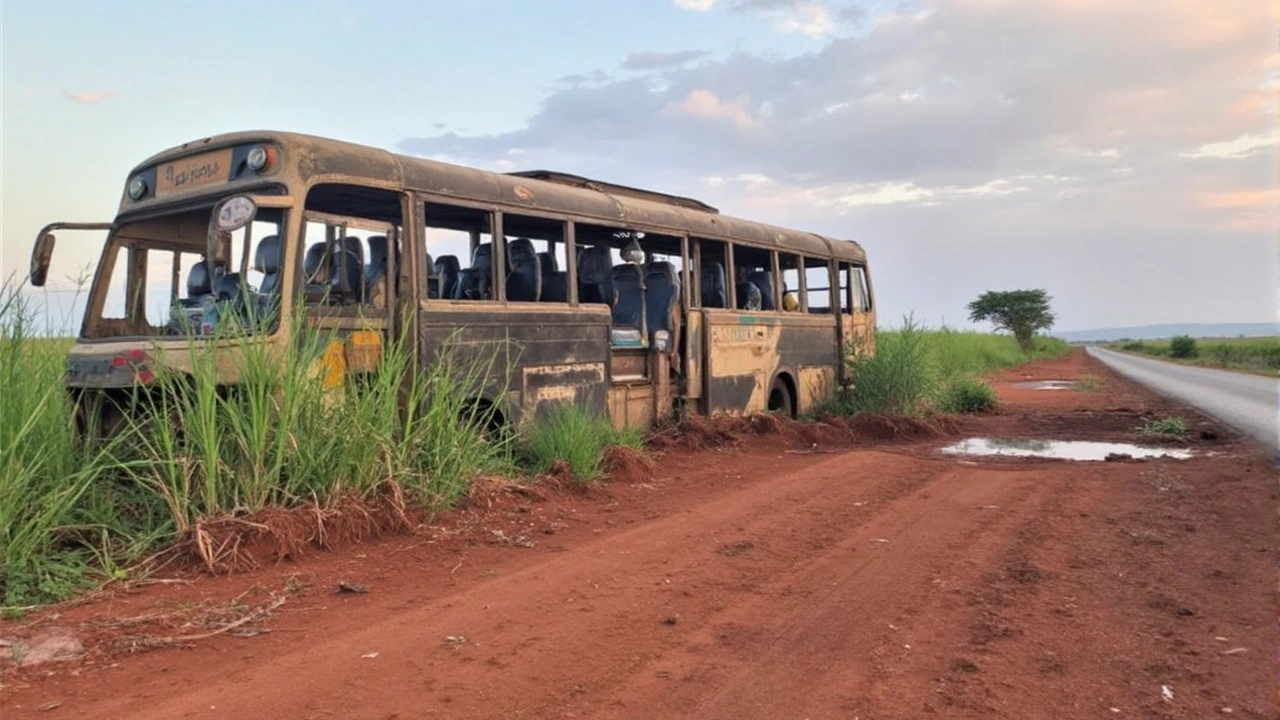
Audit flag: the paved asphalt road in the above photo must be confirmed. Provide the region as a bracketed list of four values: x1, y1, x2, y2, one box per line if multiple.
[1087, 346, 1278, 450]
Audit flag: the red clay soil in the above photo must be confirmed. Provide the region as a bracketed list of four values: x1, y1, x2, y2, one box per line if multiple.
[2, 350, 1275, 719]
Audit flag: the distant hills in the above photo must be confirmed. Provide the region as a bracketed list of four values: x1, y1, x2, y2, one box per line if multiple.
[1052, 322, 1279, 343]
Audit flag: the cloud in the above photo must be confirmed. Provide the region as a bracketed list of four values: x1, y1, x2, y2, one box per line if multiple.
[663, 89, 757, 129]
[775, 3, 836, 37]
[1182, 130, 1279, 159]
[400, 0, 1279, 328]
[62, 90, 116, 104]
[623, 50, 710, 70]
[673, 0, 720, 10]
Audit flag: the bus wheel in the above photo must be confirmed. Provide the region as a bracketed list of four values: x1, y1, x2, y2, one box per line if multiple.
[768, 377, 794, 418]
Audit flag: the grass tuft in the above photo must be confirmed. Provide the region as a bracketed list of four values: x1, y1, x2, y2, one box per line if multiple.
[524, 405, 644, 483]
[939, 378, 998, 413]
[1137, 416, 1186, 438]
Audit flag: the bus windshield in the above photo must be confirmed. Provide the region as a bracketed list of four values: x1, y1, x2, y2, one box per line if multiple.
[82, 204, 286, 339]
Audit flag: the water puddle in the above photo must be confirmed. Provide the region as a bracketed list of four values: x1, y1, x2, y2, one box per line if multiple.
[1012, 380, 1076, 391]
[941, 437, 1192, 461]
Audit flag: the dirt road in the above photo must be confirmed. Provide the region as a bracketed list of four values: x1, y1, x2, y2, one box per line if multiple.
[2, 351, 1275, 719]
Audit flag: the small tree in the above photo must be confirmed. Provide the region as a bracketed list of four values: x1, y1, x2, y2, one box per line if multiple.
[1169, 335, 1198, 359]
[967, 289, 1055, 351]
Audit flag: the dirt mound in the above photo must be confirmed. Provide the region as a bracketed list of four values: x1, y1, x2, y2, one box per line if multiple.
[846, 413, 959, 441]
[604, 445, 654, 484]
[648, 412, 744, 451]
[186, 484, 415, 573]
[465, 474, 550, 508]
[797, 415, 857, 445]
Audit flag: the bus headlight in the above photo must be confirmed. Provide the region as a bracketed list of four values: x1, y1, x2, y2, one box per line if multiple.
[246, 145, 275, 172]
[127, 176, 148, 200]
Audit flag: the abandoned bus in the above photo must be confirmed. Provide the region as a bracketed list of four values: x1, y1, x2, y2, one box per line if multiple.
[29, 131, 874, 433]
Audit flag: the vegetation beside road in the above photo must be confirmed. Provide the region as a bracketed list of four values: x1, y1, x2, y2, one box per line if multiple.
[3, 279, 1066, 609]
[823, 316, 1070, 418]
[1109, 335, 1278, 375]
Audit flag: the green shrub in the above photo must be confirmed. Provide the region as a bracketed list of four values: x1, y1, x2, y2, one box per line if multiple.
[524, 404, 643, 483]
[1137, 416, 1186, 438]
[939, 378, 997, 413]
[839, 315, 938, 416]
[1169, 335, 1198, 359]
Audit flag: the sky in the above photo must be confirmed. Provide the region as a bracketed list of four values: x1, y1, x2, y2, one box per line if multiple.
[3, 0, 1277, 334]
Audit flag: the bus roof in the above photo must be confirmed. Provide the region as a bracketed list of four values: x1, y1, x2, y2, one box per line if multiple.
[134, 130, 867, 263]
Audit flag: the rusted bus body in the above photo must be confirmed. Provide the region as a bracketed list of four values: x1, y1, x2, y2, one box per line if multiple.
[30, 130, 875, 433]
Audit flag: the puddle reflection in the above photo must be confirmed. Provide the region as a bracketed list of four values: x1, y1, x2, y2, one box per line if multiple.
[1012, 380, 1077, 391]
[941, 437, 1192, 461]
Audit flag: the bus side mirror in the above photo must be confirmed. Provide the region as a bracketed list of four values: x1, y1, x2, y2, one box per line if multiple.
[209, 195, 256, 270]
[30, 233, 56, 287]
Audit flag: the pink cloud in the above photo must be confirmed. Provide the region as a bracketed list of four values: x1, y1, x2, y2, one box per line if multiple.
[62, 90, 117, 105]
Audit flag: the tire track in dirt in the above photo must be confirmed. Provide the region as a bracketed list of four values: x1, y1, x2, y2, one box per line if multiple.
[573, 461, 1054, 720]
[26, 451, 1039, 720]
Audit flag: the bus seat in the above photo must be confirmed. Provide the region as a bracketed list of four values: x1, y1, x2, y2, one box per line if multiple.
[737, 280, 762, 311]
[747, 270, 775, 310]
[611, 263, 645, 329]
[455, 243, 493, 300]
[333, 237, 365, 302]
[304, 243, 327, 283]
[578, 245, 615, 305]
[212, 269, 247, 308]
[506, 237, 542, 302]
[434, 255, 460, 299]
[538, 253, 567, 301]
[701, 261, 727, 308]
[253, 235, 283, 295]
[645, 260, 680, 340]
[183, 260, 213, 306]
[365, 235, 388, 296]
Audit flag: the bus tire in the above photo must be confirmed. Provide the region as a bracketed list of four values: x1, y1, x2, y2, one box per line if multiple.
[768, 376, 794, 419]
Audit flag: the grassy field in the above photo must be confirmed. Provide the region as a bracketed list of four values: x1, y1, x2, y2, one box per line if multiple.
[3, 283, 1066, 609]
[1109, 336, 1279, 375]
[823, 318, 1070, 417]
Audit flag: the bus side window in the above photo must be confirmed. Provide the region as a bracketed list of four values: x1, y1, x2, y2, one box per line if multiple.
[302, 183, 403, 307]
[854, 265, 872, 312]
[424, 202, 494, 300]
[503, 214, 566, 303]
[780, 254, 802, 312]
[694, 238, 728, 309]
[733, 245, 775, 311]
[804, 257, 831, 314]
[838, 262, 853, 314]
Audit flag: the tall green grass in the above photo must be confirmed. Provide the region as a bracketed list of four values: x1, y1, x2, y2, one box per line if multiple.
[523, 404, 644, 483]
[821, 316, 1071, 417]
[0, 282, 114, 605]
[1, 290, 514, 606]
[117, 321, 515, 535]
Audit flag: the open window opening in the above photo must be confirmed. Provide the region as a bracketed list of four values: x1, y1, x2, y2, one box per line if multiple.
[423, 202, 494, 301]
[732, 245, 777, 312]
[804, 257, 833, 314]
[576, 223, 684, 354]
[302, 183, 403, 309]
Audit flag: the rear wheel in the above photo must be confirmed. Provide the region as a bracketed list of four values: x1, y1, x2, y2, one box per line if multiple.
[767, 377, 794, 418]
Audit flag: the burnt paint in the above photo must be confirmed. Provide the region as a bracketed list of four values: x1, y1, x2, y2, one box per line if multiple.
[419, 302, 611, 426]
